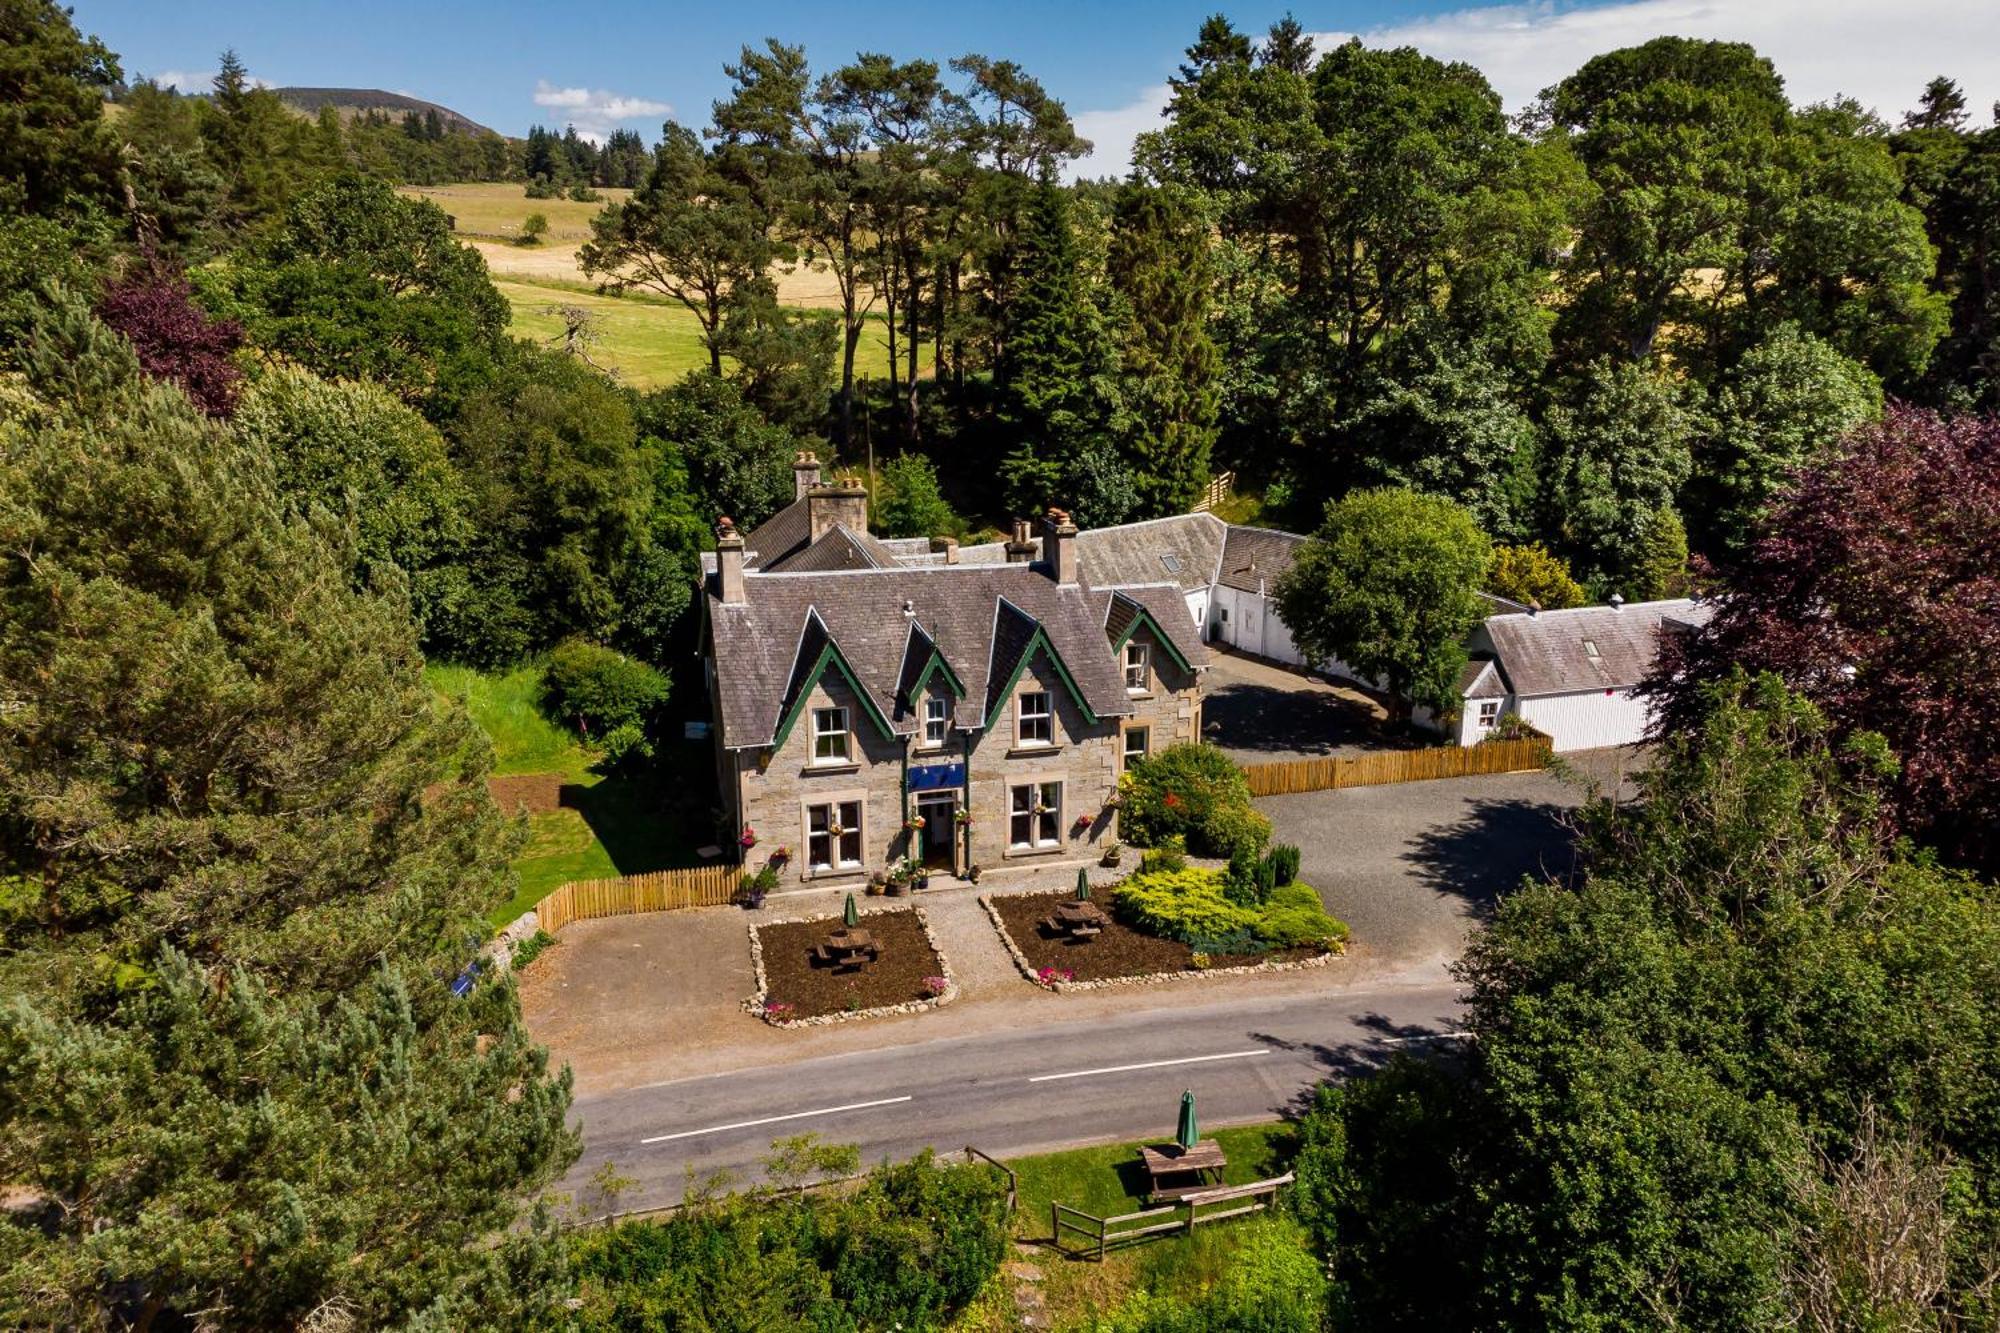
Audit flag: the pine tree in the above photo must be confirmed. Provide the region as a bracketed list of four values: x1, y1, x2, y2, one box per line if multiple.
[997, 181, 1129, 522]
[0, 295, 576, 1326]
[1109, 184, 1218, 516]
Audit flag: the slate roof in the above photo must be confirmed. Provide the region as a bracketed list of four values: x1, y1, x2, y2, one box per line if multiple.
[766, 524, 897, 573]
[1482, 599, 1711, 696]
[1074, 513, 1227, 592]
[740, 496, 812, 570]
[1457, 657, 1507, 699]
[1098, 583, 1210, 669]
[707, 564, 1141, 749]
[1217, 525, 1305, 594]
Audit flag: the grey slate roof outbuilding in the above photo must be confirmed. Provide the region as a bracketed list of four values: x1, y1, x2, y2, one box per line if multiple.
[1479, 599, 1712, 696]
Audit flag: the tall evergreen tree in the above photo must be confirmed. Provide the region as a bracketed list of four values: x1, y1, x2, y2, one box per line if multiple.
[1109, 184, 1218, 516]
[0, 296, 576, 1327]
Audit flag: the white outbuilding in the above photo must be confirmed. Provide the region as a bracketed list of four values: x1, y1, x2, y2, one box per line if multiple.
[1452, 598, 1712, 752]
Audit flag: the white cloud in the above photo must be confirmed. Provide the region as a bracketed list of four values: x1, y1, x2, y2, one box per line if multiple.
[147, 69, 273, 94]
[1068, 0, 2000, 179]
[1071, 82, 1173, 179]
[532, 79, 671, 143]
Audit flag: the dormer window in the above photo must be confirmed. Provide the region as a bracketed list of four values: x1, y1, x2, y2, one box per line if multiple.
[1124, 641, 1150, 692]
[923, 695, 949, 747]
[811, 706, 850, 764]
[1017, 690, 1052, 747]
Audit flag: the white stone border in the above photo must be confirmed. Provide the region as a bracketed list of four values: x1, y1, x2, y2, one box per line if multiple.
[980, 891, 1341, 993]
[745, 903, 960, 1028]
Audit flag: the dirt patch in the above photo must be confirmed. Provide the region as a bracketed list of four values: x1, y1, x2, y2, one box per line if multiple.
[488, 772, 566, 814]
[990, 891, 1317, 983]
[755, 909, 944, 1020]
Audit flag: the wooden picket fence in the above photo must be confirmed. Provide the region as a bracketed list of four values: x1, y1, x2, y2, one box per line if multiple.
[1190, 470, 1236, 514]
[536, 864, 743, 933]
[1239, 732, 1551, 798]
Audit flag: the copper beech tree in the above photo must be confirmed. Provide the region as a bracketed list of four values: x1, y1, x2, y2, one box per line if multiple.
[1648, 405, 2000, 873]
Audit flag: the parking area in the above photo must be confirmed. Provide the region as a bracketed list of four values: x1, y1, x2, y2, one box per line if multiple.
[1200, 650, 1418, 763]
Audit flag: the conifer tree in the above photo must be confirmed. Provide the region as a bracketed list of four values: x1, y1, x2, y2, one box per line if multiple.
[1109, 184, 1218, 516]
[0, 295, 576, 1327]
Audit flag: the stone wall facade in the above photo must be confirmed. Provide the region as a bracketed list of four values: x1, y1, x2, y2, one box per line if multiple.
[720, 635, 1200, 888]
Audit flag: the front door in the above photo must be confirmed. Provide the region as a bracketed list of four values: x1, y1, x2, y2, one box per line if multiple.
[917, 791, 958, 869]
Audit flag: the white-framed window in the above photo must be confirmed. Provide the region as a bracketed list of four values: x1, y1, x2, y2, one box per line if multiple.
[806, 799, 863, 871]
[1016, 690, 1052, 747]
[811, 706, 850, 765]
[1008, 781, 1062, 849]
[1124, 641, 1150, 692]
[923, 695, 949, 747]
[1476, 701, 1500, 728]
[1123, 724, 1151, 766]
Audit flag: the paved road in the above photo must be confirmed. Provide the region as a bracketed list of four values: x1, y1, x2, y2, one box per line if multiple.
[566, 978, 1463, 1214]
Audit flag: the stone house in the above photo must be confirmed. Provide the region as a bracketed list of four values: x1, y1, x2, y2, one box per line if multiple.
[700, 464, 1208, 886]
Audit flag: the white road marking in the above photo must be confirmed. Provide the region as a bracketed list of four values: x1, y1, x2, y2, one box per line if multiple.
[639, 1095, 913, 1144]
[1026, 1049, 1271, 1083]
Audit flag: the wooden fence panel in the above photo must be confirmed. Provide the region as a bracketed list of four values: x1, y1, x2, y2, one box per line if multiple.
[1240, 734, 1551, 798]
[1190, 471, 1236, 514]
[535, 863, 743, 934]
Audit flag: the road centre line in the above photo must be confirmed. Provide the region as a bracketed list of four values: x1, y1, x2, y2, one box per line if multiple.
[1026, 1049, 1271, 1083]
[639, 1095, 913, 1144]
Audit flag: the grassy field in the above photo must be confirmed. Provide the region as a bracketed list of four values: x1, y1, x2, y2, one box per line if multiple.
[400, 181, 632, 244]
[427, 661, 712, 923]
[990, 1122, 1298, 1327]
[499, 279, 719, 387]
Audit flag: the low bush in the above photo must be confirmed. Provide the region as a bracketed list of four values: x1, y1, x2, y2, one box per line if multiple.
[510, 929, 556, 969]
[1139, 834, 1187, 874]
[568, 183, 603, 203]
[1114, 866, 1260, 946]
[541, 640, 670, 742]
[567, 1148, 1008, 1331]
[1269, 843, 1301, 886]
[1087, 1217, 1327, 1333]
[1257, 882, 1348, 949]
[1122, 743, 1270, 859]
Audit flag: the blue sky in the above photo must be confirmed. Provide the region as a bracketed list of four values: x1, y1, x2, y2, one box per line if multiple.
[73, 1, 2000, 177]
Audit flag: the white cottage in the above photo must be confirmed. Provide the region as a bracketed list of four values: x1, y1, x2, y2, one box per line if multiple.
[1451, 598, 1711, 752]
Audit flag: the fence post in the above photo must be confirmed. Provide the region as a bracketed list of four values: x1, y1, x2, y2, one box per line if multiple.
[1098, 1214, 1107, 1263]
[1184, 1198, 1196, 1236]
[1051, 1201, 1059, 1255]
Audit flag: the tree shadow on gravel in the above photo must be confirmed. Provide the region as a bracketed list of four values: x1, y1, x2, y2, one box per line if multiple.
[1251, 1013, 1471, 1114]
[1399, 797, 1580, 922]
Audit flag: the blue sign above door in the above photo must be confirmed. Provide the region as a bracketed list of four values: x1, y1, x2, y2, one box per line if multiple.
[908, 761, 966, 792]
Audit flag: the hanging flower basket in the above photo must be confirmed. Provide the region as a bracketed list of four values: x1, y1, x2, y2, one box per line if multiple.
[826, 825, 845, 839]
[770, 846, 791, 865]
[1071, 813, 1092, 836]
[739, 825, 758, 849]
[905, 814, 926, 831]
[953, 808, 973, 826]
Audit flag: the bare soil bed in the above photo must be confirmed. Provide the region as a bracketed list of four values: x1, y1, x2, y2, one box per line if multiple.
[755, 909, 944, 1020]
[990, 891, 1320, 983]
[487, 772, 566, 814]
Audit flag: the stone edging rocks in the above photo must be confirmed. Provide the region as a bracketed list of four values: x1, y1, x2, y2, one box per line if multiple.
[744, 904, 959, 1028]
[979, 893, 1339, 994]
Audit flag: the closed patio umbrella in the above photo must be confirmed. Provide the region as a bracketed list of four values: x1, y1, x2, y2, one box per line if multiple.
[1176, 1089, 1198, 1151]
[1075, 867, 1091, 902]
[843, 892, 859, 929]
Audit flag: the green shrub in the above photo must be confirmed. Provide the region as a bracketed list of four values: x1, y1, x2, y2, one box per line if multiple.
[510, 929, 556, 969]
[1122, 743, 1270, 859]
[541, 640, 670, 741]
[1139, 834, 1187, 874]
[568, 182, 603, 203]
[1114, 867, 1259, 946]
[1258, 882, 1348, 949]
[1269, 843, 1301, 886]
[1088, 1217, 1326, 1332]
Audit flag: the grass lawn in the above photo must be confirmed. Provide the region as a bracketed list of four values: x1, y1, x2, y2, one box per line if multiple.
[398, 181, 632, 244]
[994, 1122, 1299, 1327]
[499, 276, 905, 391]
[1208, 486, 1269, 527]
[427, 661, 715, 924]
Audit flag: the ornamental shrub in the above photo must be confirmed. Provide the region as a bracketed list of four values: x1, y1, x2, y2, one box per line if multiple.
[1114, 867, 1259, 945]
[541, 639, 670, 740]
[1258, 882, 1349, 950]
[1123, 743, 1268, 858]
[1139, 834, 1187, 874]
[1269, 843, 1301, 886]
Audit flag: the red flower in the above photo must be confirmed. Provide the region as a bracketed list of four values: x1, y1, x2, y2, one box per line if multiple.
[1163, 792, 1182, 810]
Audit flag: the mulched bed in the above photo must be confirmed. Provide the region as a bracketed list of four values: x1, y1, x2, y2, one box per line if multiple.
[756, 909, 944, 1020]
[990, 891, 1320, 983]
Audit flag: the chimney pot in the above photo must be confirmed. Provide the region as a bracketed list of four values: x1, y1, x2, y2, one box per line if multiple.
[1609, 594, 1625, 611]
[1042, 507, 1079, 586]
[792, 450, 823, 500]
[1004, 517, 1036, 564]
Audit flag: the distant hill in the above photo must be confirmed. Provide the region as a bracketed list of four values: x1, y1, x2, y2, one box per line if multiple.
[273, 87, 496, 137]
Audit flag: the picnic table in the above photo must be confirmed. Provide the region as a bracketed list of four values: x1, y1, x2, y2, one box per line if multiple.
[1138, 1140, 1228, 1203]
[813, 927, 879, 971]
[1044, 898, 1109, 939]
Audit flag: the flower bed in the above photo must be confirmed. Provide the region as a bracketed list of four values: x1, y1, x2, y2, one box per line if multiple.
[982, 890, 1337, 993]
[746, 906, 957, 1027]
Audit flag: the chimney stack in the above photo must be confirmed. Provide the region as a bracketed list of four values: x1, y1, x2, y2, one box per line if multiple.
[807, 473, 869, 543]
[1609, 594, 1625, 612]
[930, 535, 960, 565]
[1004, 518, 1036, 564]
[1042, 507, 1079, 586]
[792, 450, 823, 501]
[716, 516, 746, 605]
